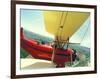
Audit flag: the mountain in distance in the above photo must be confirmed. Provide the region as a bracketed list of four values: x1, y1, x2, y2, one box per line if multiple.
[23, 29, 54, 44]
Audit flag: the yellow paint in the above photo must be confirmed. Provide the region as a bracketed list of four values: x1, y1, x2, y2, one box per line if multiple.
[43, 11, 90, 41]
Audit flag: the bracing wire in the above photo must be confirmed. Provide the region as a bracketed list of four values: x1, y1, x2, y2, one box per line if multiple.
[56, 11, 64, 39]
[52, 12, 64, 62]
[60, 12, 69, 48]
[59, 11, 69, 41]
[80, 21, 90, 44]
[52, 11, 69, 62]
[55, 11, 69, 48]
[55, 11, 64, 48]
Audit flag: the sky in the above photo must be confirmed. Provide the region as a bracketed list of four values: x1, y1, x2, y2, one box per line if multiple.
[21, 9, 54, 38]
[21, 9, 90, 48]
[70, 17, 90, 47]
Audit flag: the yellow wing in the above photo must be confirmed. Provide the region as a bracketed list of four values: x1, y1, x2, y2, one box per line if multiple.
[43, 11, 90, 40]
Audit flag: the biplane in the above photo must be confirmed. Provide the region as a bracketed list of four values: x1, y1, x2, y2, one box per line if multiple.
[21, 11, 90, 68]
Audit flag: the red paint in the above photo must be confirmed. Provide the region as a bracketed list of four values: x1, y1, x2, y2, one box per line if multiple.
[53, 48, 73, 67]
[21, 28, 73, 67]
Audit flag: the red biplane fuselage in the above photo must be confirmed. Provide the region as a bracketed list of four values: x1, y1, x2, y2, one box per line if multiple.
[21, 28, 75, 67]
